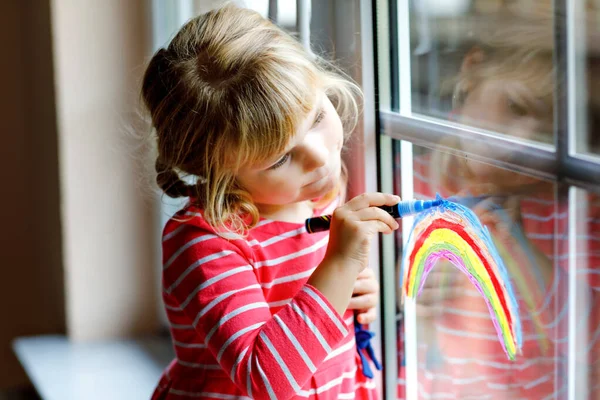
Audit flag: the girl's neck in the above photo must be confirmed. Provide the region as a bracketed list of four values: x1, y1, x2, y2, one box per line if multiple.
[257, 201, 314, 224]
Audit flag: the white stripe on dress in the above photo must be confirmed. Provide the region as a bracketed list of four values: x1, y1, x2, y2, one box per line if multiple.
[273, 314, 317, 372]
[174, 265, 253, 309]
[216, 322, 264, 363]
[230, 346, 249, 383]
[205, 302, 269, 344]
[259, 332, 302, 394]
[192, 284, 261, 326]
[168, 388, 252, 399]
[253, 236, 328, 268]
[247, 227, 306, 248]
[173, 340, 206, 349]
[256, 360, 277, 400]
[260, 269, 315, 289]
[302, 286, 348, 336]
[164, 234, 218, 270]
[324, 337, 356, 361]
[290, 302, 332, 353]
[267, 298, 292, 308]
[165, 251, 238, 293]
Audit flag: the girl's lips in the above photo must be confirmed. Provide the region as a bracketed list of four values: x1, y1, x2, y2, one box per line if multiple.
[304, 164, 335, 188]
[304, 169, 332, 188]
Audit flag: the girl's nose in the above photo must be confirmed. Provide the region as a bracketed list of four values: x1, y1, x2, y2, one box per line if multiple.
[302, 136, 329, 171]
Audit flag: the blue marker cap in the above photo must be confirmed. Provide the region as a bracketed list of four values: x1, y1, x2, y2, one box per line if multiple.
[396, 198, 443, 217]
[384, 198, 443, 219]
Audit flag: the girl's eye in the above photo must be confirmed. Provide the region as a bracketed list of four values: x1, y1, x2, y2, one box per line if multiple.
[453, 89, 468, 107]
[269, 153, 290, 170]
[314, 110, 325, 125]
[508, 99, 528, 117]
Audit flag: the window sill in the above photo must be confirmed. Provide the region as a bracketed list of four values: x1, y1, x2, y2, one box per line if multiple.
[12, 335, 174, 400]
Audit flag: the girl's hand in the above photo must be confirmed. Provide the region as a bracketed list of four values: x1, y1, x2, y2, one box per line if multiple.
[349, 268, 380, 324]
[472, 195, 523, 243]
[308, 193, 399, 317]
[325, 193, 401, 273]
[452, 185, 523, 241]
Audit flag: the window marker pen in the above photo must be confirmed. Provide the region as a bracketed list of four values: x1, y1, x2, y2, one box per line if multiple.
[305, 198, 443, 234]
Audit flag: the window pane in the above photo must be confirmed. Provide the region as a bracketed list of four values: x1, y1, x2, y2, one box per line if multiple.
[407, 2, 555, 146]
[395, 144, 572, 399]
[575, 2, 600, 156]
[568, 187, 600, 398]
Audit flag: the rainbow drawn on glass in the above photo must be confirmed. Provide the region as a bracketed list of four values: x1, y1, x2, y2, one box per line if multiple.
[305, 198, 443, 234]
[401, 194, 522, 360]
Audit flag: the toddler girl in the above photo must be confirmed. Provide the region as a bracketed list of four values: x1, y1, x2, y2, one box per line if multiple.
[141, 4, 397, 399]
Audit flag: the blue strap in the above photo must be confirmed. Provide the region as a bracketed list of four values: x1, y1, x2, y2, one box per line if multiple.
[354, 315, 382, 379]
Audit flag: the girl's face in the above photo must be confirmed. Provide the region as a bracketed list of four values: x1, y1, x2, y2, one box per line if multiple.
[455, 78, 551, 186]
[236, 91, 344, 216]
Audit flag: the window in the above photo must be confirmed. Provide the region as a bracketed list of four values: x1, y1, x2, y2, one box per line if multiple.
[375, 1, 600, 399]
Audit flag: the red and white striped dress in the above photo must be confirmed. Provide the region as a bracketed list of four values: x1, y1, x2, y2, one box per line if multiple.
[152, 199, 377, 400]
[396, 153, 600, 399]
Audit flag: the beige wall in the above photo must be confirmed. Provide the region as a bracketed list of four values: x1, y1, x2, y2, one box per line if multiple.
[50, 0, 160, 341]
[0, 0, 65, 390]
[1, 0, 161, 389]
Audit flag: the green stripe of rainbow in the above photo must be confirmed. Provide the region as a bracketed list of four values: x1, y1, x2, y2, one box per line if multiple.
[401, 195, 523, 360]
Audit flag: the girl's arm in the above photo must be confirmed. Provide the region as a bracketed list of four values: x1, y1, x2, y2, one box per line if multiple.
[164, 233, 350, 400]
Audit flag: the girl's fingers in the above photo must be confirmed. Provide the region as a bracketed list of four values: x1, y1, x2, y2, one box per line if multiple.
[377, 220, 396, 234]
[347, 193, 400, 211]
[472, 197, 500, 216]
[355, 219, 396, 235]
[356, 308, 377, 325]
[480, 214, 501, 227]
[504, 194, 522, 211]
[348, 293, 377, 310]
[357, 267, 375, 280]
[354, 207, 399, 231]
[353, 276, 379, 295]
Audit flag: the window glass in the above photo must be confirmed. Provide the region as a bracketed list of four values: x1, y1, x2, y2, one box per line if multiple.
[393, 143, 600, 399]
[576, 2, 600, 156]
[378, 1, 600, 397]
[567, 187, 600, 397]
[408, 1, 555, 145]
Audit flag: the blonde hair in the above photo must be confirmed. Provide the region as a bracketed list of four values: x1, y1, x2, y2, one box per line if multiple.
[141, 4, 361, 236]
[448, 15, 555, 143]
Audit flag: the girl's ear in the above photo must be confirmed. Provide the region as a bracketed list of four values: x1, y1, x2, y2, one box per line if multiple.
[461, 46, 486, 73]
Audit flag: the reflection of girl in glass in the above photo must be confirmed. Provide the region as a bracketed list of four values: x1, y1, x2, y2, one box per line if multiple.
[397, 11, 600, 400]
